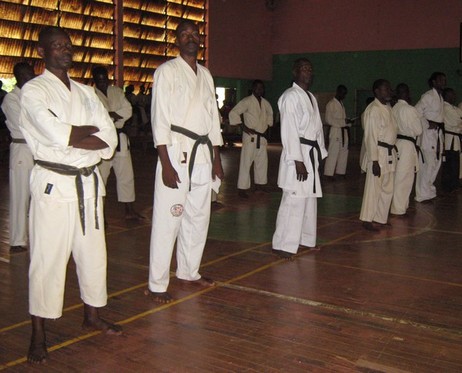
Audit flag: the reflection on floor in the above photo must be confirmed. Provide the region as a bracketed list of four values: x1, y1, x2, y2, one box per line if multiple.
[1, 144, 461, 372]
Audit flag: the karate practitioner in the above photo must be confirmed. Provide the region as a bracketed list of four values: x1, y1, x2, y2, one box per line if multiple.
[2, 62, 35, 253]
[390, 84, 422, 215]
[147, 20, 224, 303]
[324, 85, 353, 178]
[228, 80, 273, 198]
[359, 79, 397, 231]
[441, 88, 462, 192]
[272, 58, 327, 260]
[414, 72, 446, 203]
[19, 26, 121, 364]
[92, 66, 143, 220]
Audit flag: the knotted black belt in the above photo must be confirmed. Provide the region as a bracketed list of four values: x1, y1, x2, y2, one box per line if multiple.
[444, 130, 462, 151]
[299, 137, 321, 194]
[435, 122, 444, 160]
[35, 160, 99, 235]
[253, 130, 268, 149]
[341, 127, 350, 148]
[397, 134, 424, 164]
[171, 124, 213, 191]
[378, 141, 397, 164]
[11, 138, 27, 144]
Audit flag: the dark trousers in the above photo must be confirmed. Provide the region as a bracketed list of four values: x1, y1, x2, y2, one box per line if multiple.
[442, 150, 460, 192]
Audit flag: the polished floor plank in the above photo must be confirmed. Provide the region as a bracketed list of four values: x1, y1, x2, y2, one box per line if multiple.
[1, 144, 462, 371]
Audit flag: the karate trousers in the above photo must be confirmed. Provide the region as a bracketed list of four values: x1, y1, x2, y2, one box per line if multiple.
[149, 161, 212, 293]
[9, 143, 33, 246]
[391, 148, 416, 215]
[415, 150, 441, 202]
[238, 132, 268, 190]
[324, 135, 348, 176]
[360, 169, 394, 224]
[99, 133, 135, 203]
[29, 196, 107, 319]
[272, 191, 317, 254]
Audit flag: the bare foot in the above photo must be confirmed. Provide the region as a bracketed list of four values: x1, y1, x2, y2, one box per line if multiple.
[144, 290, 173, 304]
[28, 334, 47, 364]
[178, 277, 216, 287]
[272, 249, 295, 261]
[125, 212, 146, 221]
[82, 304, 122, 335]
[82, 317, 123, 335]
[362, 221, 379, 231]
[10, 245, 27, 253]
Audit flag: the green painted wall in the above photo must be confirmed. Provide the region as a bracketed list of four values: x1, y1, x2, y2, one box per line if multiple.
[267, 48, 462, 117]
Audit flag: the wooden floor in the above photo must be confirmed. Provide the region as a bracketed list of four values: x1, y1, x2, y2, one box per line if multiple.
[1, 142, 462, 372]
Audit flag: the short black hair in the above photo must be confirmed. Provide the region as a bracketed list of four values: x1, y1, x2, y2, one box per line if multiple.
[252, 79, 264, 88]
[428, 72, 445, 88]
[372, 79, 389, 92]
[38, 26, 70, 47]
[395, 83, 409, 96]
[175, 19, 198, 37]
[13, 62, 33, 79]
[92, 65, 108, 77]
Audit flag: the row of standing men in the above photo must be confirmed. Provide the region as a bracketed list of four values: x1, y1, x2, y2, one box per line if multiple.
[2, 22, 461, 364]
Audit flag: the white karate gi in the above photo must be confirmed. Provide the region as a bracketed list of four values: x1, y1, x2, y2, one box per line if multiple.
[20, 70, 117, 318]
[2, 86, 34, 247]
[149, 57, 223, 292]
[324, 98, 350, 176]
[95, 86, 135, 203]
[272, 83, 327, 253]
[414, 88, 444, 202]
[229, 94, 273, 189]
[443, 102, 462, 152]
[390, 100, 422, 215]
[441, 102, 462, 191]
[359, 99, 397, 224]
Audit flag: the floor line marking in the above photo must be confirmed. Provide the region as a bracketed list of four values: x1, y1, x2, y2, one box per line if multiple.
[0, 242, 272, 334]
[0, 257, 289, 369]
[221, 283, 462, 338]
[298, 258, 462, 288]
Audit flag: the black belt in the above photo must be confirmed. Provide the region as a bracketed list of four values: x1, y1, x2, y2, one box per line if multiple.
[35, 160, 99, 235]
[299, 137, 321, 194]
[11, 138, 27, 144]
[397, 134, 424, 164]
[171, 124, 213, 191]
[341, 127, 349, 148]
[253, 130, 268, 149]
[116, 128, 128, 152]
[444, 130, 462, 151]
[378, 141, 397, 164]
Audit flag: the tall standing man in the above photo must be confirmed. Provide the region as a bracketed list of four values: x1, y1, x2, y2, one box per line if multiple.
[2, 62, 35, 253]
[92, 65, 143, 220]
[441, 88, 462, 193]
[272, 58, 328, 260]
[323, 85, 353, 179]
[359, 79, 397, 231]
[19, 26, 121, 364]
[229, 80, 273, 198]
[414, 72, 446, 203]
[147, 20, 224, 303]
[390, 83, 422, 215]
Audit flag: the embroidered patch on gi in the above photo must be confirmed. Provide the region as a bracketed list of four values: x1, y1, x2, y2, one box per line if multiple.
[44, 183, 53, 194]
[170, 204, 184, 217]
[181, 152, 187, 164]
